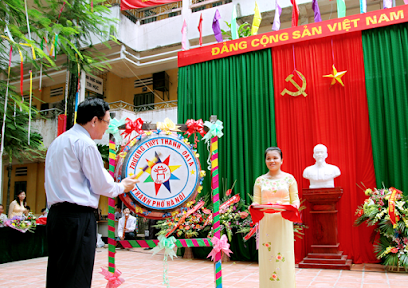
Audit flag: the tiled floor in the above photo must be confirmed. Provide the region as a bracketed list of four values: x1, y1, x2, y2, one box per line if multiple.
[0, 248, 407, 288]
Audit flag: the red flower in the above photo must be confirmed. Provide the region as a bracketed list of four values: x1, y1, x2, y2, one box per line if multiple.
[240, 212, 249, 219]
[357, 210, 364, 218]
[390, 248, 398, 253]
[226, 189, 232, 196]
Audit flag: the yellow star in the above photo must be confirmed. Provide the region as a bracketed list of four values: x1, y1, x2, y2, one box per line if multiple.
[323, 65, 347, 86]
[191, 169, 195, 175]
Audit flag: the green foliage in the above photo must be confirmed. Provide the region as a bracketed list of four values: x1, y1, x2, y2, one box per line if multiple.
[96, 144, 109, 164]
[221, 21, 251, 40]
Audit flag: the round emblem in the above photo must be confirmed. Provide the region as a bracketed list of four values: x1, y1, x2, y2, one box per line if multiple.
[117, 132, 202, 219]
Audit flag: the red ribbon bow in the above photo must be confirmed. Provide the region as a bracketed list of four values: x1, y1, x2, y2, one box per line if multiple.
[99, 267, 125, 288]
[185, 119, 206, 137]
[121, 118, 144, 138]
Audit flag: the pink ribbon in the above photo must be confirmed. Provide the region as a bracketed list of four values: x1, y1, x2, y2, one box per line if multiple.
[207, 234, 232, 261]
[99, 267, 125, 288]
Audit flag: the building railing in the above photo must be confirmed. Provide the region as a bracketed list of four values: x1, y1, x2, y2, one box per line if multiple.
[191, 0, 231, 13]
[109, 100, 177, 113]
[37, 108, 63, 119]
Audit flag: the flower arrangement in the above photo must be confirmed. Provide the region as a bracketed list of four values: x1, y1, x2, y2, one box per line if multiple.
[355, 187, 408, 270]
[6, 214, 37, 233]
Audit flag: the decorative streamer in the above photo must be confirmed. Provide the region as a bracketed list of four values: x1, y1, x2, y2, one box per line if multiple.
[64, 65, 69, 115]
[198, 13, 203, 47]
[337, 0, 346, 18]
[231, 5, 238, 40]
[99, 267, 124, 288]
[272, 0, 282, 31]
[360, 0, 367, 13]
[0, 55, 12, 161]
[24, 0, 32, 41]
[251, 1, 262, 36]
[39, 63, 43, 92]
[18, 48, 24, 97]
[28, 70, 33, 145]
[211, 128, 223, 287]
[91, 1, 94, 12]
[212, 9, 223, 42]
[54, 34, 59, 60]
[117, 238, 212, 249]
[58, 2, 66, 19]
[312, 0, 322, 22]
[405, 0, 408, 4]
[383, 0, 392, 8]
[291, 0, 299, 27]
[181, 20, 187, 50]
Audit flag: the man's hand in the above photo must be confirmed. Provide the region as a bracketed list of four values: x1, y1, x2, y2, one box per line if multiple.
[121, 174, 139, 192]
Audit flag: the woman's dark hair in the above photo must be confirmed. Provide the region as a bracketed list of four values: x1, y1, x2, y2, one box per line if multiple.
[76, 97, 110, 125]
[265, 147, 283, 159]
[15, 190, 26, 206]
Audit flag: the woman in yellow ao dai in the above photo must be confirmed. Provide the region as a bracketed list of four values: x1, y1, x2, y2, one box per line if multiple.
[253, 147, 299, 288]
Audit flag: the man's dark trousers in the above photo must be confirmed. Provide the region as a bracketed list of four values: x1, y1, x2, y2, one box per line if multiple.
[46, 203, 97, 288]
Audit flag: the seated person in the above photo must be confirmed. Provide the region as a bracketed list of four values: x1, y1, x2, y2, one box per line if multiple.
[38, 208, 47, 218]
[117, 208, 137, 241]
[0, 204, 7, 225]
[115, 204, 122, 220]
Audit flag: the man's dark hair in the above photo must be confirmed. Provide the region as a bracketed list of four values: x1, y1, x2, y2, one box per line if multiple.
[41, 208, 46, 213]
[0, 204, 3, 208]
[76, 97, 110, 125]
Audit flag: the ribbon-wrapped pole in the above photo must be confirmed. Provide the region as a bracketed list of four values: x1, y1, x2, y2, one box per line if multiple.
[99, 267, 125, 288]
[28, 70, 33, 145]
[108, 135, 117, 274]
[207, 234, 232, 261]
[152, 235, 177, 287]
[209, 116, 223, 287]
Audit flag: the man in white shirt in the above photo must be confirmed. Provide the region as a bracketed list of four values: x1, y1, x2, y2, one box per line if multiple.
[45, 98, 139, 288]
[117, 208, 137, 240]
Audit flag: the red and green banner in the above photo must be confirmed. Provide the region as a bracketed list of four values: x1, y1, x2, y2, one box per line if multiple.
[121, 0, 180, 10]
[177, 7, 408, 264]
[178, 6, 408, 67]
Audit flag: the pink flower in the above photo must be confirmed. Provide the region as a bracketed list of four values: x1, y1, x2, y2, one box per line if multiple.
[390, 248, 398, 253]
[272, 274, 277, 279]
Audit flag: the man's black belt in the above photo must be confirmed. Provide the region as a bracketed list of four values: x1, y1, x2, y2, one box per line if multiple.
[52, 202, 96, 213]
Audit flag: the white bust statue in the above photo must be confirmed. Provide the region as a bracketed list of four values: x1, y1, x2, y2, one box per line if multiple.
[303, 144, 341, 189]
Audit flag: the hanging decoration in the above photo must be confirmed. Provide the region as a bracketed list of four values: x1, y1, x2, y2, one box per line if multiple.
[323, 65, 347, 86]
[231, 4, 238, 40]
[251, 1, 262, 36]
[383, 0, 392, 9]
[337, 0, 346, 18]
[212, 9, 223, 42]
[312, 0, 322, 22]
[281, 45, 307, 97]
[360, 0, 367, 13]
[198, 13, 203, 46]
[181, 20, 187, 50]
[28, 70, 33, 145]
[0, 46, 13, 162]
[291, 0, 299, 27]
[323, 39, 347, 86]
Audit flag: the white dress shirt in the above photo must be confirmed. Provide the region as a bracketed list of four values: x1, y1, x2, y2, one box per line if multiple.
[117, 214, 137, 236]
[45, 124, 124, 209]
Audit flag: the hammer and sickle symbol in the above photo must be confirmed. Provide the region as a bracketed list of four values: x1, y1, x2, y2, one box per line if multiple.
[280, 70, 307, 97]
